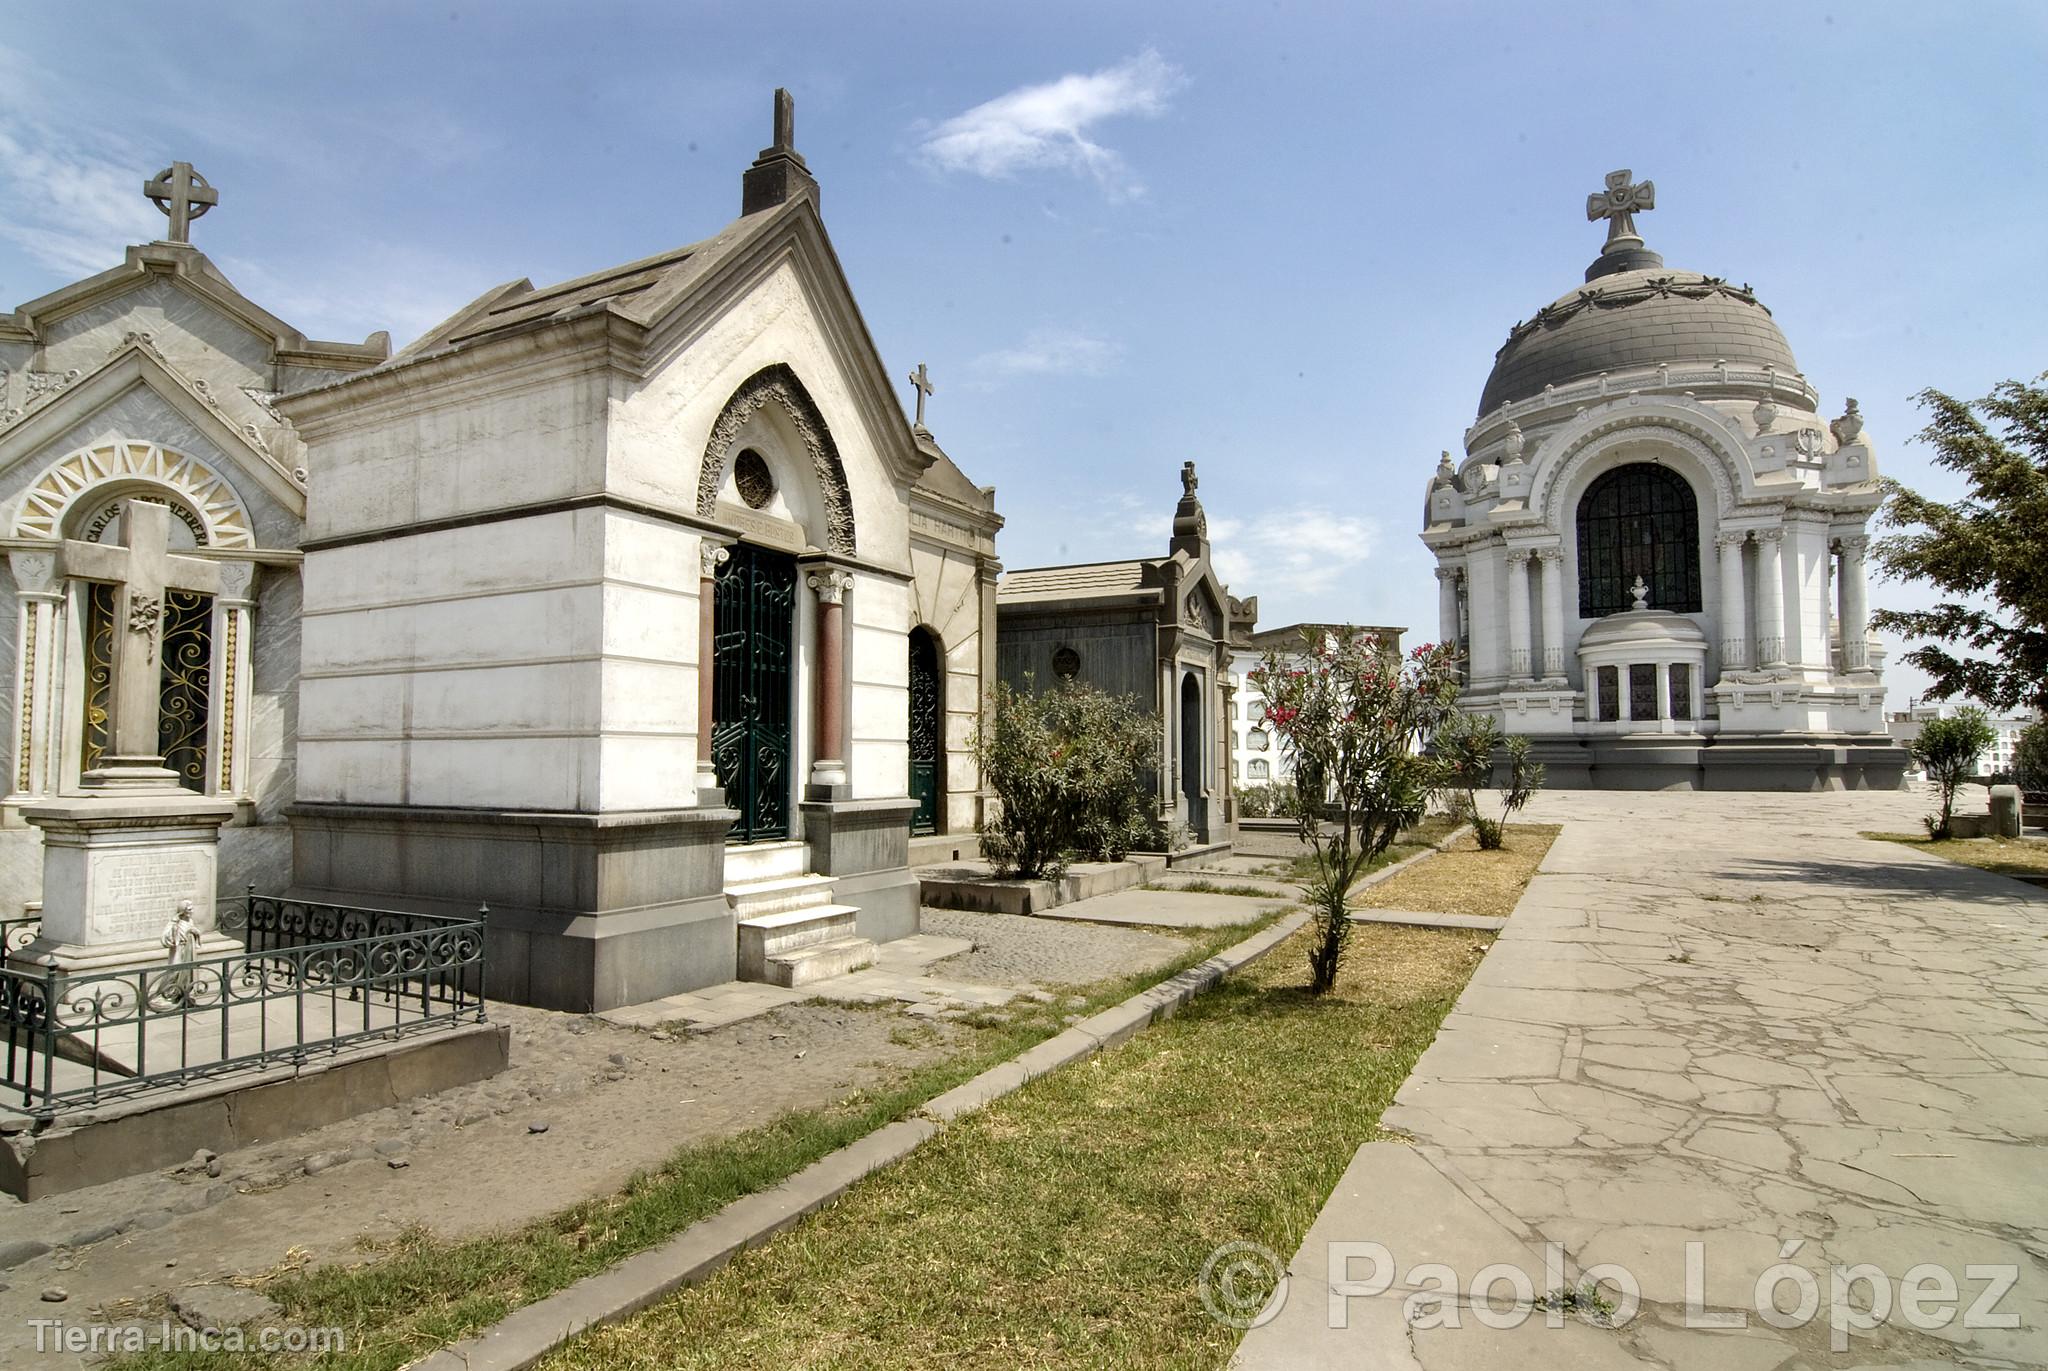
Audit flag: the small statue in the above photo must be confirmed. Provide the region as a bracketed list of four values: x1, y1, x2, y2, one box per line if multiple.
[1501, 422, 1526, 463]
[1830, 398, 1864, 447]
[159, 900, 199, 1004]
[1434, 450, 1456, 487]
[1180, 460, 1199, 497]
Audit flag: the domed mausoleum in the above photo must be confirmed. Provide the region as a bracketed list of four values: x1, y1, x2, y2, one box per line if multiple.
[1419, 171, 1907, 790]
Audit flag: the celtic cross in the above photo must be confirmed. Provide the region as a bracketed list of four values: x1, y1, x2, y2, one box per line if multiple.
[1586, 169, 1654, 247]
[145, 162, 219, 244]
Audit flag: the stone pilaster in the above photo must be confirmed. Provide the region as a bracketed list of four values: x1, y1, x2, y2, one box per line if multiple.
[695, 540, 729, 805]
[1504, 549, 1533, 681]
[1536, 547, 1566, 680]
[1837, 534, 1871, 673]
[1715, 530, 1749, 674]
[1754, 528, 1787, 669]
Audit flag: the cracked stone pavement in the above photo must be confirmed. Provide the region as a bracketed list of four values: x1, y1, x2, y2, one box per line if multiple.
[1236, 787, 2048, 1369]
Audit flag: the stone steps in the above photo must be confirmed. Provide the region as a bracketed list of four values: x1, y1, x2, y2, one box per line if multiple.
[721, 839, 811, 887]
[725, 872, 838, 919]
[736, 903, 869, 984]
[759, 935, 877, 988]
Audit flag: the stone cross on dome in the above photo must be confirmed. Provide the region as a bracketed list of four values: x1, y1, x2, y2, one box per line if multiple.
[1587, 169, 1654, 247]
[145, 162, 219, 244]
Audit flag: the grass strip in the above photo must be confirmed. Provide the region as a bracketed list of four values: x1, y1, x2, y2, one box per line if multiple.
[1861, 830, 2048, 880]
[1353, 822, 1560, 918]
[542, 920, 1490, 1371]
[111, 916, 1277, 1371]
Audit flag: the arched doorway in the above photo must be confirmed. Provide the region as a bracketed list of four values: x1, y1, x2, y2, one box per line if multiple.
[713, 543, 797, 842]
[908, 627, 942, 836]
[1179, 670, 1205, 838]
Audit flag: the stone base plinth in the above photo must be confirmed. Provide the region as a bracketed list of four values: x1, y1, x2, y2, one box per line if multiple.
[19, 793, 237, 976]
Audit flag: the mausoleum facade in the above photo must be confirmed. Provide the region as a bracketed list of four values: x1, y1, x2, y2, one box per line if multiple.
[1420, 171, 1908, 790]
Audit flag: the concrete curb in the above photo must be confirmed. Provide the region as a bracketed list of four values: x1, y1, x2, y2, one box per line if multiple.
[411, 907, 1312, 1371]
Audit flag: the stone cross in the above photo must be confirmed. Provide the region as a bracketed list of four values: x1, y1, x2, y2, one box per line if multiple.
[62, 500, 222, 785]
[907, 362, 935, 427]
[773, 88, 796, 153]
[1586, 169, 1654, 246]
[145, 162, 219, 244]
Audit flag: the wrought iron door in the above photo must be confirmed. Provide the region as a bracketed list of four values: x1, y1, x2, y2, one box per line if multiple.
[908, 629, 940, 835]
[79, 583, 211, 792]
[712, 544, 797, 842]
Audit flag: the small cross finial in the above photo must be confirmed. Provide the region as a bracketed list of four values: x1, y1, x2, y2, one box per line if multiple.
[773, 88, 796, 153]
[144, 162, 218, 244]
[907, 362, 935, 428]
[1181, 461, 1199, 498]
[1586, 168, 1654, 247]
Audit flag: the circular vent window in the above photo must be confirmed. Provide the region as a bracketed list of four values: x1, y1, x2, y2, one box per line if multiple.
[733, 449, 776, 510]
[1052, 645, 1081, 680]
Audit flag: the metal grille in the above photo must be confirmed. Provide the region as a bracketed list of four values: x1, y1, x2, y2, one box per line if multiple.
[159, 590, 212, 791]
[1629, 663, 1657, 721]
[1576, 463, 1703, 617]
[1670, 663, 1692, 721]
[712, 545, 796, 842]
[1597, 666, 1620, 721]
[81, 583, 116, 773]
[908, 629, 941, 836]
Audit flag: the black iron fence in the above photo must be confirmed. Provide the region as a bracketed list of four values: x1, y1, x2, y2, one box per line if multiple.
[1, 892, 487, 1118]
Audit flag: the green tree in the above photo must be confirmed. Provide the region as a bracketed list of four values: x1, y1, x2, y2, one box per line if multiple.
[1910, 708, 1997, 840]
[1871, 376, 2048, 714]
[2014, 722, 2048, 794]
[1436, 712, 1545, 850]
[1250, 630, 1460, 995]
[974, 677, 1158, 879]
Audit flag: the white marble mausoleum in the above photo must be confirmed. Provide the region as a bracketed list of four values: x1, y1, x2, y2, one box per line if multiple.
[1420, 171, 1908, 790]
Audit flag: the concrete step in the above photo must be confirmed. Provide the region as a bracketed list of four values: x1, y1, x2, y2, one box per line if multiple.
[762, 935, 876, 988]
[721, 839, 811, 886]
[725, 873, 837, 919]
[737, 904, 861, 982]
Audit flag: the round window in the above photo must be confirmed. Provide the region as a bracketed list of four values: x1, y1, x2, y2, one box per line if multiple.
[1052, 645, 1081, 680]
[733, 449, 776, 510]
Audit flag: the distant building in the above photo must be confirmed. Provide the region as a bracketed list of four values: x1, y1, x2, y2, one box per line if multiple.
[1886, 702, 2040, 776]
[1227, 623, 1405, 789]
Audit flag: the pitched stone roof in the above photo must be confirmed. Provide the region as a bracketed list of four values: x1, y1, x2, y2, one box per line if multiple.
[998, 560, 1155, 602]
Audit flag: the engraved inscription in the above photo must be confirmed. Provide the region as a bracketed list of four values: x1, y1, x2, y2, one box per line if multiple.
[88, 850, 207, 944]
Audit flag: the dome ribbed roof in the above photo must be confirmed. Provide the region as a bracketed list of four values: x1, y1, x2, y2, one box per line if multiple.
[1478, 268, 1798, 417]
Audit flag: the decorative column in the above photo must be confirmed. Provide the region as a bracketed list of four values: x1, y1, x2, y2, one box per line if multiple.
[804, 567, 854, 797]
[1435, 566, 1460, 651]
[209, 562, 259, 799]
[1654, 662, 1672, 726]
[1504, 549, 1533, 681]
[1837, 534, 1870, 672]
[7, 550, 63, 801]
[695, 540, 729, 805]
[1715, 531, 1749, 673]
[1585, 664, 1600, 723]
[1754, 528, 1787, 669]
[1536, 547, 1566, 680]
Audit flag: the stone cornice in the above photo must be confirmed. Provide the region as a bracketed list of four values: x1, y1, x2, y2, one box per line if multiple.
[1466, 360, 1819, 453]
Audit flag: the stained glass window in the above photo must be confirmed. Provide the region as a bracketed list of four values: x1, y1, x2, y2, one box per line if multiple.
[1576, 464, 1703, 617]
[1629, 664, 1657, 721]
[1597, 666, 1619, 722]
[1671, 663, 1692, 721]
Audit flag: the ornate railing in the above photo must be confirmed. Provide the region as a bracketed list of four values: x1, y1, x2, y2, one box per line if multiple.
[1, 893, 486, 1118]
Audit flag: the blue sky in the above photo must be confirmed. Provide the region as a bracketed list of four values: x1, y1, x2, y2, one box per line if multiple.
[4, 2, 2043, 711]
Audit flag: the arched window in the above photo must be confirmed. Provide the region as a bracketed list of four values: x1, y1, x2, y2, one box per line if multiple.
[1576, 463, 1703, 617]
[1247, 728, 1270, 752]
[1248, 759, 1270, 781]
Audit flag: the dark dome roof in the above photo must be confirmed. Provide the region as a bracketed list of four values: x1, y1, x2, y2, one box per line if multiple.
[1478, 268, 1798, 417]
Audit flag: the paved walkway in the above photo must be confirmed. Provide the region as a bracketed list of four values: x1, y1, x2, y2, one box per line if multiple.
[1238, 788, 2048, 1369]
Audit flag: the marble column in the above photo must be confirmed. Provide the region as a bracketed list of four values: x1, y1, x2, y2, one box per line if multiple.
[1654, 662, 1672, 725]
[1715, 531, 1749, 673]
[1585, 664, 1601, 723]
[1505, 549, 1533, 681]
[7, 550, 62, 800]
[210, 562, 259, 798]
[1435, 566, 1460, 651]
[695, 540, 729, 804]
[1838, 534, 1870, 672]
[805, 568, 853, 795]
[1537, 547, 1566, 680]
[1754, 528, 1787, 669]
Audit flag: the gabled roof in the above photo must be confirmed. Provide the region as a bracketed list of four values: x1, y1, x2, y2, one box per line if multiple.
[0, 242, 388, 367]
[999, 559, 1154, 603]
[0, 337, 308, 517]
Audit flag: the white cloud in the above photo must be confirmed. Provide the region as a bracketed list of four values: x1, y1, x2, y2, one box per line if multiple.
[917, 49, 1184, 198]
[0, 122, 159, 279]
[1210, 509, 1380, 601]
[974, 326, 1124, 378]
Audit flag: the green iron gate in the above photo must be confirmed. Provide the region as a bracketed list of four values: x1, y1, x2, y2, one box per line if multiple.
[713, 544, 796, 842]
[908, 628, 940, 836]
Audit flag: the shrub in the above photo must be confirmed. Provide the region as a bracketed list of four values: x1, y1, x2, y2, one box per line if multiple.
[1911, 708, 1997, 839]
[975, 676, 1158, 879]
[1237, 783, 1298, 819]
[2014, 722, 2048, 794]
[1435, 712, 1545, 850]
[1250, 630, 1460, 995]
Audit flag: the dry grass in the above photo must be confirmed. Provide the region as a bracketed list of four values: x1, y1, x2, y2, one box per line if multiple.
[1863, 831, 2048, 880]
[1353, 822, 1561, 918]
[541, 922, 1487, 1371]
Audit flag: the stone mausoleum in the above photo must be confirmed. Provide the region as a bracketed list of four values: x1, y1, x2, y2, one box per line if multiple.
[1421, 171, 1907, 791]
[0, 94, 1002, 1009]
